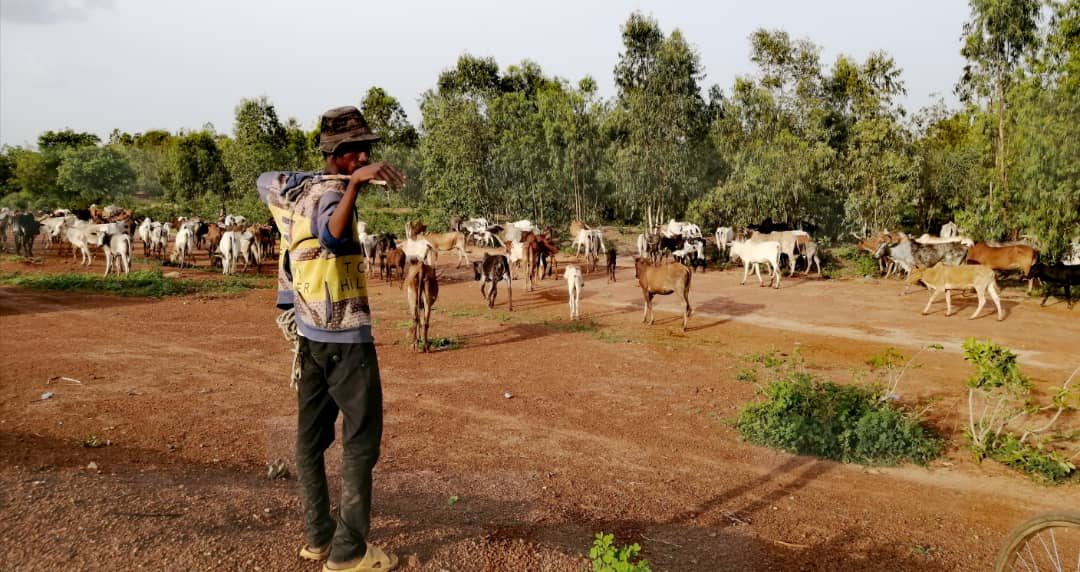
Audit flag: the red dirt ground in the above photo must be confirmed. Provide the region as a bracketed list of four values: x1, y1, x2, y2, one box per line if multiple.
[1, 241, 1077, 571]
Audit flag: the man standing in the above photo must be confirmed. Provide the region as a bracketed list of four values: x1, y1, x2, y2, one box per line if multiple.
[259, 106, 405, 572]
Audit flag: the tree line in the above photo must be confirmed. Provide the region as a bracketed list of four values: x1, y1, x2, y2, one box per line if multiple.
[0, 2, 1076, 260]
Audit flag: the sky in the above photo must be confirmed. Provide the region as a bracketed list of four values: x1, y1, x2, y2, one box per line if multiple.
[0, 0, 973, 148]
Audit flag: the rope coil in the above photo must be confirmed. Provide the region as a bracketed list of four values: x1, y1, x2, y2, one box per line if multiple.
[275, 308, 302, 391]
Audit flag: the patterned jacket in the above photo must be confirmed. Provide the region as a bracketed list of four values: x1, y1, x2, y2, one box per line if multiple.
[258, 172, 372, 343]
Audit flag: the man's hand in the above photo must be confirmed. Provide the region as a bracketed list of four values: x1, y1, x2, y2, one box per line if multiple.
[349, 162, 406, 190]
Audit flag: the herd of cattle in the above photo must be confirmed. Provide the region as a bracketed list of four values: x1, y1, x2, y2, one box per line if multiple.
[0, 206, 275, 276]
[1, 205, 1078, 348]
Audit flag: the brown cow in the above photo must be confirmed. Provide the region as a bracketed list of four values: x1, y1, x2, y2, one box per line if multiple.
[404, 260, 439, 352]
[634, 257, 692, 331]
[204, 223, 223, 265]
[383, 247, 407, 286]
[966, 242, 1038, 292]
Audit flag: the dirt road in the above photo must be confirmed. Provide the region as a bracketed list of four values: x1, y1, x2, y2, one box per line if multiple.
[1, 250, 1077, 571]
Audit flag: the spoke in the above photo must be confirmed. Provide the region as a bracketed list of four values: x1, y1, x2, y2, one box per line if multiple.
[1036, 532, 1060, 572]
[1017, 546, 1035, 572]
[1047, 530, 1061, 572]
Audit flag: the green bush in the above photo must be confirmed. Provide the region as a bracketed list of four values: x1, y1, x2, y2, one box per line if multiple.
[986, 433, 1076, 483]
[962, 338, 1077, 483]
[590, 533, 651, 572]
[735, 372, 942, 465]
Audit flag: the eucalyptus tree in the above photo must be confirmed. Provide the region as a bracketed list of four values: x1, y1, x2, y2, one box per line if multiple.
[609, 12, 709, 225]
[957, 0, 1042, 233]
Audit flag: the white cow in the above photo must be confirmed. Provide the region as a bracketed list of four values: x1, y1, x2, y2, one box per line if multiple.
[663, 219, 702, 239]
[564, 264, 583, 320]
[171, 226, 196, 269]
[940, 221, 959, 239]
[402, 237, 437, 266]
[730, 239, 782, 288]
[96, 232, 132, 275]
[218, 231, 242, 275]
[715, 226, 735, 255]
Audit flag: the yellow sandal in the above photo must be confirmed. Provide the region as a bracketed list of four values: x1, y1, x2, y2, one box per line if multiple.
[322, 543, 399, 571]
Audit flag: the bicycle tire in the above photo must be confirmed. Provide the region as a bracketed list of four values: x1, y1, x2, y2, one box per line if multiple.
[994, 512, 1080, 572]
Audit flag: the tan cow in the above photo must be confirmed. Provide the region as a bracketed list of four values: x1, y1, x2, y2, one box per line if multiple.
[418, 231, 469, 267]
[906, 263, 1003, 321]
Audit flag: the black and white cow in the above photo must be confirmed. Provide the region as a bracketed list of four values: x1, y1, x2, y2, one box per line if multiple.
[472, 253, 513, 311]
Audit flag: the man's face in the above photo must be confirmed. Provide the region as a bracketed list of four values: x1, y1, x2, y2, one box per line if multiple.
[332, 142, 372, 173]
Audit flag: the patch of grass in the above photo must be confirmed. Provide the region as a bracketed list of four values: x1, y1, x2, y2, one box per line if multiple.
[0, 270, 263, 298]
[427, 336, 464, 351]
[542, 320, 599, 333]
[447, 309, 483, 318]
[912, 544, 936, 559]
[447, 495, 461, 507]
[736, 369, 758, 383]
[393, 320, 414, 329]
[589, 330, 625, 344]
[81, 434, 107, 448]
[5, 255, 26, 263]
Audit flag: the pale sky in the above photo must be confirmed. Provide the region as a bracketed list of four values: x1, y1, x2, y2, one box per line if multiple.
[0, 0, 971, 148]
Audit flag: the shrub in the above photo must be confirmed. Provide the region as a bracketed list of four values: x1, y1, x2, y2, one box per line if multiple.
[589, 533, 651, 572]
[962, 338, 1078, 483]
[735, 372, 942, 465]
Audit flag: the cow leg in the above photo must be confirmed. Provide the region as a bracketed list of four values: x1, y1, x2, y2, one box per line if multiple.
[945, 289, 956, 317]
[1066, 284, 1073, 309]
[988, 283, 1004, 320]
[641, 290, 650, 324]
[923, 288, 940, 315]
[971, 286, 987, 319]
[648, 292, 657, 325]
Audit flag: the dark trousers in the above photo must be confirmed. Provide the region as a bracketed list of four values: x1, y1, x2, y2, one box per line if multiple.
[296, 338, 383, 563]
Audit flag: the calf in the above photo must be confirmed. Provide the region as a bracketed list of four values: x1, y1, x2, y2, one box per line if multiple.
[634, 257, 692, 331]
[1030, 263, 1079, 309]
[383, 247, 407, 285]
[472, 253, 513, 310]
[564, 264, 583, 320]
[906, 263, 1003, 321]
[606, 248, 617, 283]
[95, 231, 132, 275]
[404, 260, 439, 351]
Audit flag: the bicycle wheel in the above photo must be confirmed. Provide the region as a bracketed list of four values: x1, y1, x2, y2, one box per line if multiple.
[994, 512, 1080, 572]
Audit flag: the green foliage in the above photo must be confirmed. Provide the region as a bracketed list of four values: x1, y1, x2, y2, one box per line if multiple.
[55, 145, 136, 205]
[986, 433, 1076, 483]
[961, 338, 1030, 393]
[962, 338, 1077, 483]
[447, 495, 461, 506]
[161, 130, 229, 206]
[589, 533, 651, 572]
[426, 337, 464, 351]
[736, 373, 942, 465]
[736, 369, 758, 383]
[0, 270, 263, 298]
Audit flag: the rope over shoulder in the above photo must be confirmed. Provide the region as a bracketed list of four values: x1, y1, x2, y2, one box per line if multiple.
[275, 309, 302, 391]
